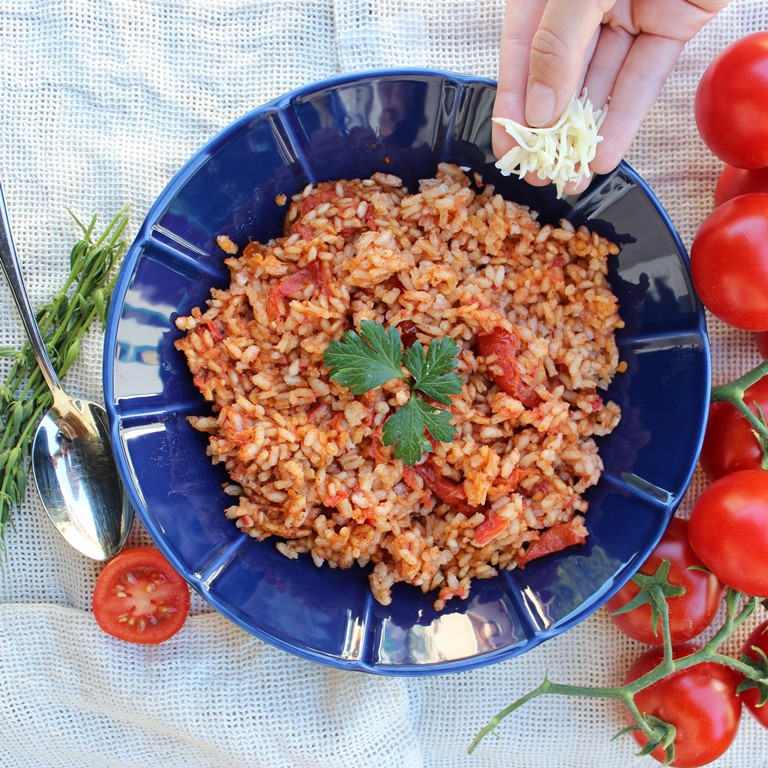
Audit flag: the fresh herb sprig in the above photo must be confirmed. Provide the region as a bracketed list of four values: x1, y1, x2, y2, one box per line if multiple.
[323, 319, 462, 465]
[0, 206, 130, 549]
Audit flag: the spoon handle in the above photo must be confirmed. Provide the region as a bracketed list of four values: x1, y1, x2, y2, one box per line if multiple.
[0, 178, 64, 396]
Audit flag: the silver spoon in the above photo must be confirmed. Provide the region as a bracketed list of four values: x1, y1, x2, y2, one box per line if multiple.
[0, 180, 132, 560]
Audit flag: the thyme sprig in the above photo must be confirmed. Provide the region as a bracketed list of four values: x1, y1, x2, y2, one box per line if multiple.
[468, 563, 767, 763]
[0, 206, 130, 548]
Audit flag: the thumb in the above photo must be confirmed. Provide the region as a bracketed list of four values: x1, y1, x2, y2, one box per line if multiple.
[525, 0, 610, 127]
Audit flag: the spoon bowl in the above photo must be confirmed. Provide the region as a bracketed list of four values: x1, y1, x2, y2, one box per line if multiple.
[32, 393, 131, 560]
[0, 179, 132, 560]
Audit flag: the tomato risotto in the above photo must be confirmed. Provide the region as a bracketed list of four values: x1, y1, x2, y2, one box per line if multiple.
[174, 163, 624, 610]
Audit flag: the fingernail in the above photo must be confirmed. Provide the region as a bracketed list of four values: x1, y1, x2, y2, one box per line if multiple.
[525, 82, 556, 127]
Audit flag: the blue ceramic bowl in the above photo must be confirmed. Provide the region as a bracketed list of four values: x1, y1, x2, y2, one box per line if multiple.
[103, 70, 710, 675]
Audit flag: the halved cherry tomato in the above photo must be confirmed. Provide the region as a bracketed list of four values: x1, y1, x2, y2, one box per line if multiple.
[605, 517, 724, 645]
[699, 375, 768, 480]
[739, 619, 768, 728]
[93, 546, 191, 644]
[688, 469, 768, 597]
[624, 644, 742, 768]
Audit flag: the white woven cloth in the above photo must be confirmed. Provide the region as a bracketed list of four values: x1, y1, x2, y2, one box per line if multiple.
[0, 2, 766, 766]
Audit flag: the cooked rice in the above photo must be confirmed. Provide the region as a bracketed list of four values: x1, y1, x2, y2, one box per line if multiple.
[174, 163, 624, 610]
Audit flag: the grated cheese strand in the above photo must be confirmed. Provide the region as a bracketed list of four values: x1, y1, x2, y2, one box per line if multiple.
[493, 89, 608, 198]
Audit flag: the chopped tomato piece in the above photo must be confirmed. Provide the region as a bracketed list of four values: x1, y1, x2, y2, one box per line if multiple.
[201, 320, 224, 343]
[490, 468, 529, 495]
[92, 547, 191, 644]
[516, 522, 586, 567]
[398, 321, 420, 348]
[478, 327, 540, 407]
[323, 490, 349, 507]
[266, 260, 328, 321]
[410, 460, 483, 516]
[474, 511, 509, 545]
[292, 183, 346, 218]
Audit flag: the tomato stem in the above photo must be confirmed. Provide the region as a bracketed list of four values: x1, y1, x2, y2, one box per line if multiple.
[711, 360, 768, 465]
[469, 576, 765, 756]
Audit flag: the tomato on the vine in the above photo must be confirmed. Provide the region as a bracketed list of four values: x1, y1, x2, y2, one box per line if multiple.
[756, 331, 768, 359]
[690, 193, 768, 331]
[605, 517, 724, 644]
[695, 31, 768, 168]
[714, 165, 768, 206]
[624, 645, 742, 768]
[739, 620, 768, 728]
[699, 375, 768, 480]
[688, 469, 768, 597]
[93, 546, 191, 644]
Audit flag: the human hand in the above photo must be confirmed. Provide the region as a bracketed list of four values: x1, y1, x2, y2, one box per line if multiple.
[493, 0, 731, 194]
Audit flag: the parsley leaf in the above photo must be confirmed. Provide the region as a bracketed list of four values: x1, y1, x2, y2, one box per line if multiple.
[403, 337, 462, 405]
[381, 397, 456, 464]
[381, 397, 434, 465]
[323, 319, 462, 465]
[323, 319, 406, 395]
[413, 397, 456, 443]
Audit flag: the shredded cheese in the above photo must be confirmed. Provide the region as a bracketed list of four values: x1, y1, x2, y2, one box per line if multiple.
[493, 89, 608, 198]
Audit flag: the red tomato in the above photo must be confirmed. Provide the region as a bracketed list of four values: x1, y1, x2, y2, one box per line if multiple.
[755, 331, 768, 358]
[690, 193, 768, 331]
[695, 32, 768, 168]
[714, 165, 768, 206]
[605, 517, 724, 644]
[688, 469, 768, 597]
[739, 620, 768, 727]
[699, 375, 768, 480]
[624, 645, 742, 768]
[93, 546, 191, 644]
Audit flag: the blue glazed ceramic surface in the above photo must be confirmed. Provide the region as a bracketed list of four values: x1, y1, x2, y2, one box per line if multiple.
[103, 70, 710, 675]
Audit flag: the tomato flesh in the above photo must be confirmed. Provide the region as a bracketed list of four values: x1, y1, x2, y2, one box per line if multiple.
[624, 645, 742, 768]
[605, 517, 724, 644]
[93, 546, 191, 644]
[516, 522, 585, 566]
[688, 469, 768, 597]
[477, 327, 542, 407]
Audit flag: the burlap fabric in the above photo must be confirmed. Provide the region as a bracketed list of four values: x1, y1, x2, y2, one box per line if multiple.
[0, 2, 766, 766]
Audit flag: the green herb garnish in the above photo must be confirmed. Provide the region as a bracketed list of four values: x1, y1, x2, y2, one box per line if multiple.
[323, 319, 462, 465]
[0, 207, 129, 551]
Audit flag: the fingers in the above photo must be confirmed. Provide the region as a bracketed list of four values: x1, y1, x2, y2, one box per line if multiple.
[590, 33, 685, 175]
[493, 0, 548, 159]
[492, 0, 685, 193]
[582, 24, 634, 109]
[526, 0, 613, 126]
